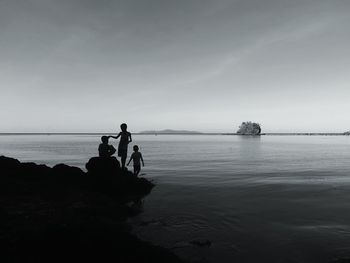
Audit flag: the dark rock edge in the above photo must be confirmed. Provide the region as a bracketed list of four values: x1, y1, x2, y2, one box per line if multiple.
[0, 156, 184, 263]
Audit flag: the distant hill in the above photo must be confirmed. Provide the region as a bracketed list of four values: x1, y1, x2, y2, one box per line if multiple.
[344, 131, 350, 135]
[139, 129, 202, 134]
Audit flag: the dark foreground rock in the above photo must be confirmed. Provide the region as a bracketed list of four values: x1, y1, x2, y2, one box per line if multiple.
[0, 156, 184, 263]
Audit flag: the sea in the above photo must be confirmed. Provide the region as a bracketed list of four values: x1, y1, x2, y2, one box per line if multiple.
[1, 134, 350, 263]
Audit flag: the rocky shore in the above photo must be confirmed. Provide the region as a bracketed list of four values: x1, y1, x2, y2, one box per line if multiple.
[0, 156, 184, 263]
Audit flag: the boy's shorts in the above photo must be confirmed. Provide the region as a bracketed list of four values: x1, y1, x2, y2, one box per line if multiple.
[133, 164, 141, 171]
[118, 148, 127, 157]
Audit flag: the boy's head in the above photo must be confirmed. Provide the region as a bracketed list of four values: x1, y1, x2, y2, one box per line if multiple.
[101, 136, 109, 144]
[120, 123, 127, 131]
[133, 145, 139, 152]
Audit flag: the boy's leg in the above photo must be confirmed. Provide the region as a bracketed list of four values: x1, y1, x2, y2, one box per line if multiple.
[121, 154, 127, 169]
[118, 148, 127, 169]
[134, 165, 140, 176]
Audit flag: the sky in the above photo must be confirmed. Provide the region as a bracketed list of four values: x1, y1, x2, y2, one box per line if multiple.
[1, 0, 350, 133]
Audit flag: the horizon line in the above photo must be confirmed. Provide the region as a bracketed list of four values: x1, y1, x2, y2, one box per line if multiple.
[0, 132, 348, 136]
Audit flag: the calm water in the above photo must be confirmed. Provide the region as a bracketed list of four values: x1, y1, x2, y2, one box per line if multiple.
[1, 134, 350, 262]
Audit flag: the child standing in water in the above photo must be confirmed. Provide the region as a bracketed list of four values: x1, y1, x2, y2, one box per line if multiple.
[109, 123, 132, 169]
[127, 145, 144, 176]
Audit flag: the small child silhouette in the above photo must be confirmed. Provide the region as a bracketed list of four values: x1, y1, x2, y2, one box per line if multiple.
[98, 136, 116, 158]
[127, 145, 144, 176]
[109, 123, 132, 169]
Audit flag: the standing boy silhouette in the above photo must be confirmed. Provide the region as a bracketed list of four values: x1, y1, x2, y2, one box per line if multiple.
[109, 123, 132, 169]
[127, 145, 144, 176]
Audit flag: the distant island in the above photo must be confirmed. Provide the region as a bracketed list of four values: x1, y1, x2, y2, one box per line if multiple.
[237, 121, 261, 135]
[139, 129, 203, 135]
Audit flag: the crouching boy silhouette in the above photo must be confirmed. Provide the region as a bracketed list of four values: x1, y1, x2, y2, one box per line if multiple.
[98, 136, 116, 158]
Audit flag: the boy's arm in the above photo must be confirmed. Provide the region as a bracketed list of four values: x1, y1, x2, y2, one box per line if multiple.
[109, 133, 121, 139]
[127, 155, 133, 166]
[128, 132, 132, 143]
[140, 153, 144, 166]
[109, 145, 116, 155]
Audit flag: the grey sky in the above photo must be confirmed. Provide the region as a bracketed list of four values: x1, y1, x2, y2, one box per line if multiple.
[1, 0, 349, 132]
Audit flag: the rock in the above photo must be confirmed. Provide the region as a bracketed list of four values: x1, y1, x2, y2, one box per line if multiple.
[52, 163, 85, 177]
[85, 156, 154, 197]
[329, 259, 350, 263]
[52, 163, 85, 184]
[0, 155, 153, 199]
[189, 239, 212, 247]
[0, 156, 183, 263]
[0, 155, 21, 171]
[86, 156, 121, 176]
[19, 162, 51, 180]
